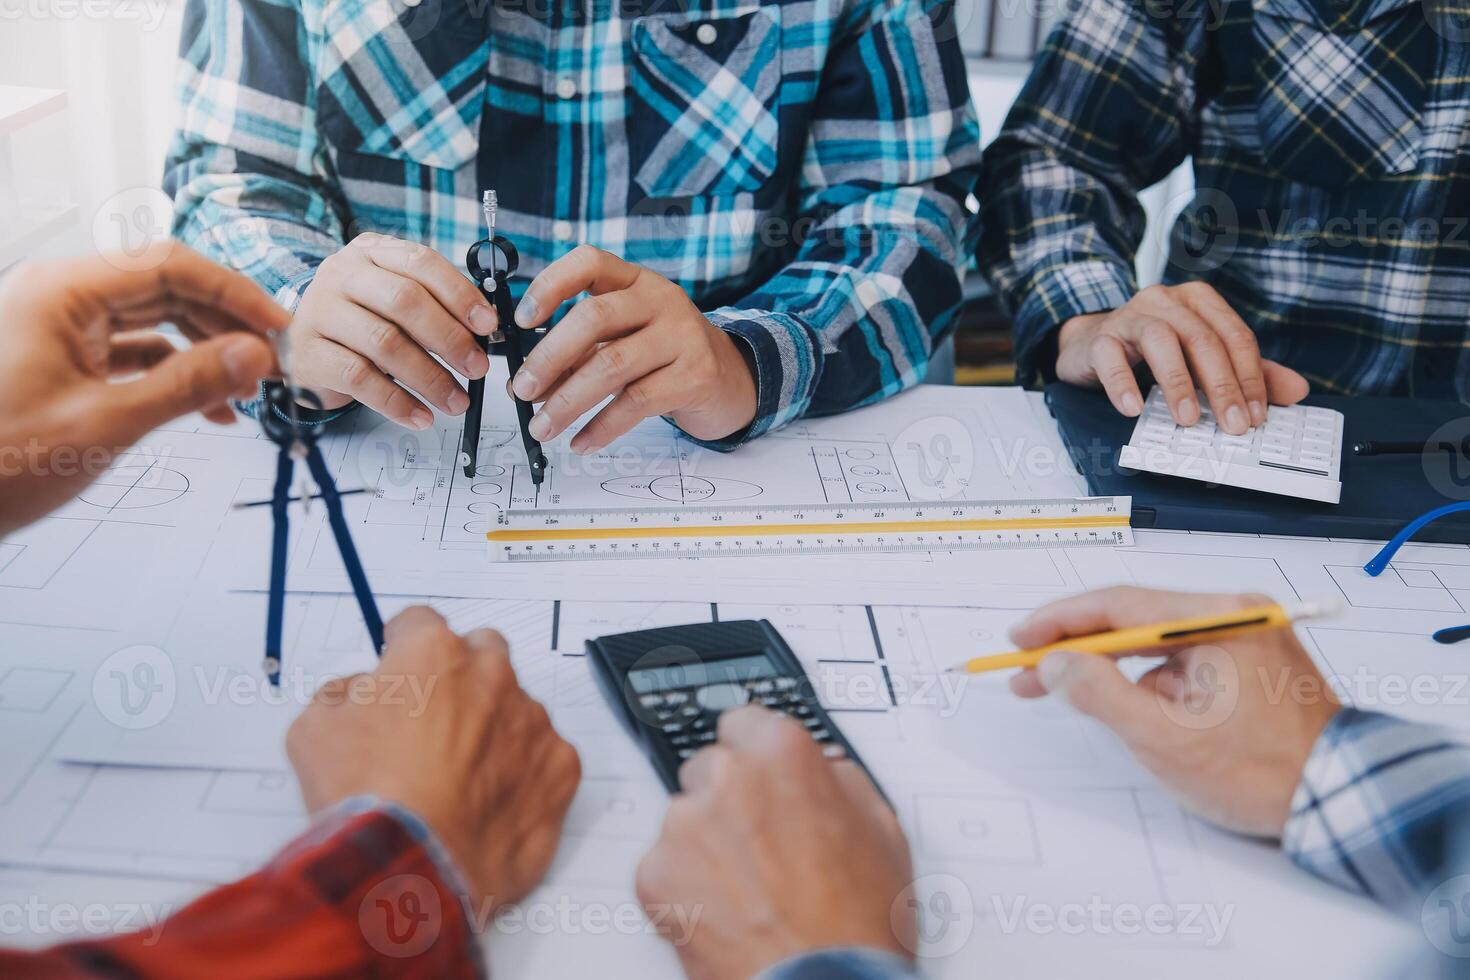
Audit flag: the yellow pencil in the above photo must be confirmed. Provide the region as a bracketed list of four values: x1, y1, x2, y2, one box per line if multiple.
[949, 600, 1340, 675]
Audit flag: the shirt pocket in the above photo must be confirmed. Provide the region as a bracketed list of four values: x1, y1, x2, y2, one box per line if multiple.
[1251, 0, 1433, 186]
[315, 0, 488, 171]
[628, 6, 784, 199]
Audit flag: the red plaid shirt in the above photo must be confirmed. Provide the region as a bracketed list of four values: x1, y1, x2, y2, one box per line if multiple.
[0, 802, 482, 978]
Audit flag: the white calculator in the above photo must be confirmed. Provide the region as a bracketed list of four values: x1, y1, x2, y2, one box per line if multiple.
[1118, 386, 1343, 504]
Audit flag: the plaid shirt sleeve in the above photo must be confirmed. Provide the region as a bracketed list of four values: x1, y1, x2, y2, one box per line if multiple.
[697, 0, 982, 448]
[1283, 708, 1470, 913]
[975, 0, 1195, 386]
[0, 799, 483, 978]
[163, 0, 346, 310]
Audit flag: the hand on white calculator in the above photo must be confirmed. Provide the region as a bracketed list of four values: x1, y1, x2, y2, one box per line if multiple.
[1119, 386, 1343, 503]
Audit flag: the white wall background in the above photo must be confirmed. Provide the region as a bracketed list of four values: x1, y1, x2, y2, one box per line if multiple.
[0, 0, 185, 260]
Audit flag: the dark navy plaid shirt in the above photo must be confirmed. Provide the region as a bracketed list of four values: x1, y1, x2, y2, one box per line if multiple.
[163, 0, 982, 445]
[979, 0, 1470, 399]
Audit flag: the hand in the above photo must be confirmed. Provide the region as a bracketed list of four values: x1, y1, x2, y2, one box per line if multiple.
[636, 707, 915, 980]
[1009, 587, 1341, 837]
[0, 243, 283, 536]
[510, 245, 757, 453]
[288, 607, 581, 907]
[291, 234, 501, 429]
[1056, 283, 1309, 434]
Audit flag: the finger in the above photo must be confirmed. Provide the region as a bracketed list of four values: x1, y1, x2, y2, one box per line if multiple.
[1034, 651, 1167, 747]
[92, 333, 276, 445]
[517, 244, 640, 331]
[676, 742, 731, 794]
[715, 703, 816, 763]
[569, 363, 681, 454]
[362, 236, 500, 337]
[1133, 317, 1199, 426]
[1008, 587, 1254, 651]
[513, 289, 647, 402]
[532, 331, 674, 444]
[90, 243, 291, 338]
[1008, 667, 1046, 699]
[344, 267, 489, 382]
[1089, 333, 1144, 416]
[381, 606, 453, 667]
[303, 337, 435, 430]
[108, 332, 179, 377]
[1172, 314, 1250, 435]
[315, 304, 469, 416]
[1262, 360, 1310, 405]
[1179, 285, 1268, 427]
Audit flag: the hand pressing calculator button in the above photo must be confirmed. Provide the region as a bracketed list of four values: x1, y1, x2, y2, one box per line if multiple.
[585, 620, 882, 796]
[1118, 385, 1343, 503]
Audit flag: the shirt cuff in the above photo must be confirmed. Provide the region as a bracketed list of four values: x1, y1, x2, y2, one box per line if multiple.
[271, 795, 485, 976]
[759, 947, 918, 980]
[1282, 707, 1470, 913]
[1010, 259, 1136, 388]
[686, 308, 822, 451]
[236, 269, 361, 426]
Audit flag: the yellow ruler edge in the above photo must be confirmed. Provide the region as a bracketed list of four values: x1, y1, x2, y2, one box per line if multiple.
[488, 513, 1130, 544]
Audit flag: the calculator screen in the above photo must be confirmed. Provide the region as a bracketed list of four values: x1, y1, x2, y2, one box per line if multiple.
[628, 654, 778, 693]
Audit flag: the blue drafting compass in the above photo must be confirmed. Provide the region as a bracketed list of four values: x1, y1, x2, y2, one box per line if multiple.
[253, 352, 384, 687]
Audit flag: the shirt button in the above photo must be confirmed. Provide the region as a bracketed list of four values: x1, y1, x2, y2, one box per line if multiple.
[555, 77, 577, 100]
[695, 23, 717, 44]
[553, 220, 574, 242]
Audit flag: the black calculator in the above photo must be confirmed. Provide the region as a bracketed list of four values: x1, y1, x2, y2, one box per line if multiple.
[585, 620, 879, 794]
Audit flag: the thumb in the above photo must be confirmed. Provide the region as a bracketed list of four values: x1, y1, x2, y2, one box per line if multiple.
[1036, 651, 1164, 746]
[97, 334, 275, 442]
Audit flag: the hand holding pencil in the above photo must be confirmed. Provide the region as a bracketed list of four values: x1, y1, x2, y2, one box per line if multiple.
[1001, 587, 1343, 838]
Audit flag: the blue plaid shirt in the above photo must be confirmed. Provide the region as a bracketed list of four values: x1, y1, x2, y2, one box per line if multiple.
[1286, 708, 1470, 912]
[163, 0, 982, 443]
[978, 0, 1470, 398]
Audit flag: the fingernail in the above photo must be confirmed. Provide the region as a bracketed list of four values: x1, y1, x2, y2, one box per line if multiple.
[1176, 398, 1197, 423]
[513, 370, 538, 400]
[515, 295, 539, 329]
[1249, 400, 1266, 425]
[1036, 651, 1077, 692]
[1120, 392, 1142, 416]
[528, 413, 552, 441]
[1225, 405, 1247, 434]
[410, 409, 433, 431]
[221, 336, 265, 386]
[469, 304, 498, 336]
[463, 351, 489, 379]
[449, 389, 470, 414]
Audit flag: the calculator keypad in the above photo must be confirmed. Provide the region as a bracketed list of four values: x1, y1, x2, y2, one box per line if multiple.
[636, 675, 844, 761]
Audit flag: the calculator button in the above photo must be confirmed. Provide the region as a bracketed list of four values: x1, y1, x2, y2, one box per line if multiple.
[678, 704, 701, 720]
[663, 691, 690, 706]
[775, 677, 798, 691]
[661, 722, 685, 734]
[759, 695, 783, 708]
[678, 748, 698, 760]
[793, 704, 814, 718]
[821, 745, 845, 759]
[670, 734, 692, 747]
[801, 716, 823, 729]
[696, 682, 750, 712]
[639, 694, 664, 708]
[655, 709, 675, 722]
[691, 717, 709, 732]
[749, 680, 775, 695]
[809, 727, 832, 741]
[695, 730, 717, 744]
